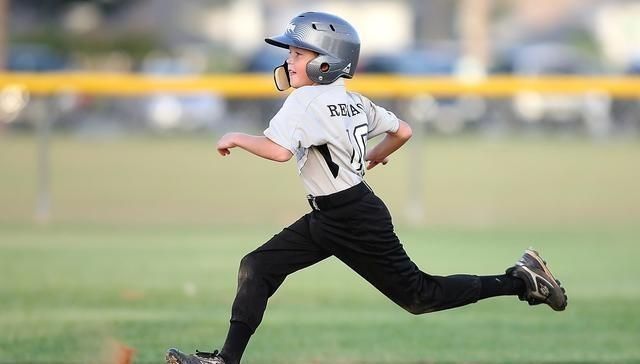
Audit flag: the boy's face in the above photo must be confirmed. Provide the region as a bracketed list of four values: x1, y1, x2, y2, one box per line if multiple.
[287, 46, 317, 88]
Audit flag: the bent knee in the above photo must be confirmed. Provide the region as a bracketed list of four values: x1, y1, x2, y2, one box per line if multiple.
[402, 301, 437, 315]
[238, 254, 261, 282]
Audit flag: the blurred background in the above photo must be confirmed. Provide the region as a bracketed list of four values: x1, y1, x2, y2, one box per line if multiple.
[1, 1, 639, 363]
[2, 0, 640, 137]
[1, 0, 639, 225]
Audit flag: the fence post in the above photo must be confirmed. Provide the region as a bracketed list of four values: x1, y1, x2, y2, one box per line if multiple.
[405, 94, 438, 225]
[34, 97, 52, 224]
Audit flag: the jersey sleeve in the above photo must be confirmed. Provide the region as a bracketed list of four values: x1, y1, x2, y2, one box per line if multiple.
[264, 91, 326, 153]
[359, 95, 400, 138]
[264, 95, 305, 153]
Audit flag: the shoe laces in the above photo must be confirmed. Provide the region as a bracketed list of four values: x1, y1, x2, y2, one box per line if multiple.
[195, 349, 219, 359]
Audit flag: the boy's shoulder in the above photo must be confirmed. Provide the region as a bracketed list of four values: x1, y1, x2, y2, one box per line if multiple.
[279, 87, 315, 114]
[282, 85, 329, 112]
[285, 79, 367, 109]
[288, 84, 321, 102]
[346, 90, 369, 104]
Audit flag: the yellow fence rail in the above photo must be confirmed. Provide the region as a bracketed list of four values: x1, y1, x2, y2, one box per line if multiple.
[1, 72, 640, 98]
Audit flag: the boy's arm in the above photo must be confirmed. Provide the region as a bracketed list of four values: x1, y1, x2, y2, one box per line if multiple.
[217, 132, 293, 162]
[364, 120, 412, 170]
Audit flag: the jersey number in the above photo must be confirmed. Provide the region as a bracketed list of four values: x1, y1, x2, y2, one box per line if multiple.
[317, 124, 368, 179]
[349, 124, 368, 175]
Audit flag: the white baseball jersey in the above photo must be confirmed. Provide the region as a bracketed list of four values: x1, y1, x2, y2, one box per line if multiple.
[264, 78, 400, 196]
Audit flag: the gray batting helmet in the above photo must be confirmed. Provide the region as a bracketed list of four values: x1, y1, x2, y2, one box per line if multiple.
[265, 12, 360, 88]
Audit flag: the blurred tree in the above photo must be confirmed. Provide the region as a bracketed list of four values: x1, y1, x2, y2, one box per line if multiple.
[9, 0, 156, 69]
[11, 0, 139, 15]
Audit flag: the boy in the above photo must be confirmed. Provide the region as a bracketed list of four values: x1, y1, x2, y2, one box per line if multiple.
[166, 12, 567, 364]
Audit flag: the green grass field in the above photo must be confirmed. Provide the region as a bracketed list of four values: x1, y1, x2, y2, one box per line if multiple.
[1, 135, 639, 363]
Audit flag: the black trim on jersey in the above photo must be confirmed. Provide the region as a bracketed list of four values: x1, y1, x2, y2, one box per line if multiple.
[350, 123, 368, 173]
[316, 144, 339, 178]
[349, 148, 356, 166]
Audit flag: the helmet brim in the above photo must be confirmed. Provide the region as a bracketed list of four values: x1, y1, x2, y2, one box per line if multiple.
[265, 35, 324, 55]
[264, 36, 290, 49]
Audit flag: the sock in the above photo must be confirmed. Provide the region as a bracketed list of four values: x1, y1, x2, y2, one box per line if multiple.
[219, 321, 253, 364]
[478, 274, 525, 300]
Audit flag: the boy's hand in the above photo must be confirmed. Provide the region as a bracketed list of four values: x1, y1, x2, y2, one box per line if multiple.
[216, 133, 237, 156]
[366, 157, 389, 170]
[363, 120, 411, 170]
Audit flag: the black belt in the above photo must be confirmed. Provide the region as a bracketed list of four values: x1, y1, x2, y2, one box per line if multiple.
[307, 182, 372, 211]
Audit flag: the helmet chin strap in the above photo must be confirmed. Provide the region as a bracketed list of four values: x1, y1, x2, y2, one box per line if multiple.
[273, 62, 291, 91]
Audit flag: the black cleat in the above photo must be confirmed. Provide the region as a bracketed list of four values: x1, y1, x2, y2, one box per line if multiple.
[165, 348, 226, 364]
[507, 248, 568, 311]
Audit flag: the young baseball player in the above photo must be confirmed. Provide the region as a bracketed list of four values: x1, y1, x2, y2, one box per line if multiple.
[166, 12, 567, 364]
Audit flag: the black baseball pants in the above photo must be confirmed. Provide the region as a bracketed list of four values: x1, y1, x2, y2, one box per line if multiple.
[229, 182, 481, 332]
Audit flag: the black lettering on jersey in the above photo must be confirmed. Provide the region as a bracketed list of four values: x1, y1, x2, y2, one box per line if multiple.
[327, 103, 362, 117]
[315, 144, 339, 178]
[327, 105, 340, 117]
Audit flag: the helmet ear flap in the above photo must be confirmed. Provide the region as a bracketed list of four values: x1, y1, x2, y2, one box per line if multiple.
[273, 62, 290, 91]
[307, 55, 347, 84]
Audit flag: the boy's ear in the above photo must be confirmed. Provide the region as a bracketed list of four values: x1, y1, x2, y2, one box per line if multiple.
[274, 62, 291, 91]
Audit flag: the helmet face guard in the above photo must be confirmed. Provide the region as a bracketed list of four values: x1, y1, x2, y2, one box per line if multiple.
[273, 62, 290, 91]
[265, 12, 360, 90]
